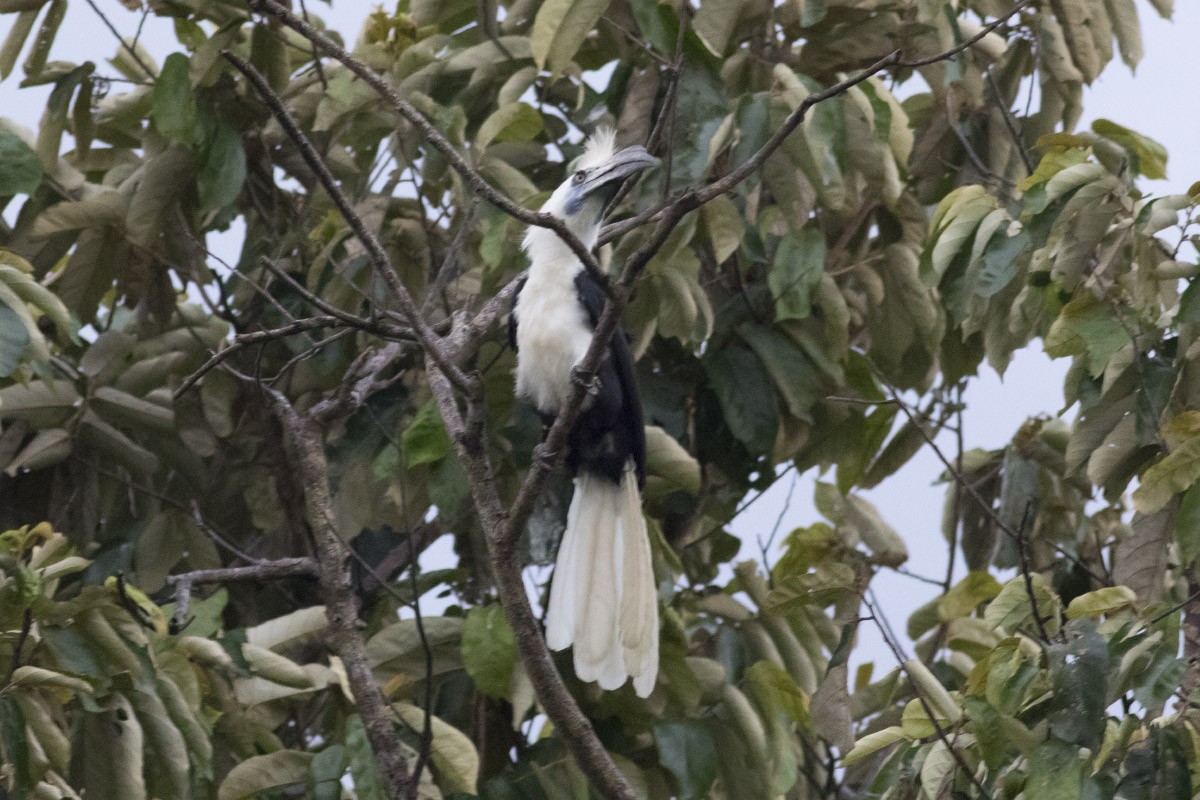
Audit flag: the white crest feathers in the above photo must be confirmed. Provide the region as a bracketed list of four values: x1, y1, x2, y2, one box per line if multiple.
[574, 126, 617, 171]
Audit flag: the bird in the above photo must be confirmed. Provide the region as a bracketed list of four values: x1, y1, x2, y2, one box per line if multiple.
[509, 128, 660, 697]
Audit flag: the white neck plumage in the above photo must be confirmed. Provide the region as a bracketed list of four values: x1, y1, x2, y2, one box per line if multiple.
[523, 223, 597, 284]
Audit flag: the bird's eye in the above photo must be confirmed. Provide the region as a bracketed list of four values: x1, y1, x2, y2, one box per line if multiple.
[573, 170, 587, 184]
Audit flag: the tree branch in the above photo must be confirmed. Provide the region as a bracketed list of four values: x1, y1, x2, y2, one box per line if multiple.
[167, 558, 320, 632]
[896, 0, 1034, 68]
[422, 358, 640, 800]
[225, 53, 473, 396]
[869, 377, 1110, 586]
[247, 0, 614, 297]
[264, 387, 415, 800]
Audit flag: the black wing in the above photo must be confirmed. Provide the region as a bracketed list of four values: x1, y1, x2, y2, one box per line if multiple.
[573, 271, 647, 488]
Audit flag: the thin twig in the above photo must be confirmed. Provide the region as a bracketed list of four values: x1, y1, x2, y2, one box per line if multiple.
[82, 0, 155, 79]
[248, 0, 613, 296]
[167, 558, 320, 632]
[896, 0, 1034, 67]
[6, 608, 33, 683]
[986, 72, 1034, 174]
[1014, 499, 1051, 643]
[225, 53, 474, 395]
[874, 373, 1110, 587]
[862, 596, 994, 800]
[944, 386, 964, 593]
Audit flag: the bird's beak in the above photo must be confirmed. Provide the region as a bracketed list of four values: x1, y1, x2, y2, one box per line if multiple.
[584, 145, 661, 194]
[580, 145, 661, 217]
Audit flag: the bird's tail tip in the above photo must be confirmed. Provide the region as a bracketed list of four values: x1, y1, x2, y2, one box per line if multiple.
[544, 467, 660, 697]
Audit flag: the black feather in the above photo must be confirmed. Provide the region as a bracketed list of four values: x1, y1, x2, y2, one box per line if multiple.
[508, 271, 646, 488]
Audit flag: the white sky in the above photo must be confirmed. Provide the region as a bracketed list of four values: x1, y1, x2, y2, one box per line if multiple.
[1, 1, 1197, 666]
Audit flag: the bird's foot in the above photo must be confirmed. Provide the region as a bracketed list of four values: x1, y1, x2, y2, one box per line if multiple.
[533, 443, 558, 468]
[571, 366, 600, 396]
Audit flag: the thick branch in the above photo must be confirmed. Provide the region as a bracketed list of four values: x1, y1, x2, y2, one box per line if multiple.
[265, 388, 413, 800]
[422, 360, 638, 800]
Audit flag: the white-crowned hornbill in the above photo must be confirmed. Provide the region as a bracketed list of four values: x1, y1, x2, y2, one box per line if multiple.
[509, 129, 660, 697]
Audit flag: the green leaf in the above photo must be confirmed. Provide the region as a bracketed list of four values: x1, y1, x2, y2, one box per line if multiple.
[474, 102, 543, 151]
[842, 494, 907, 567]
[198, 123, 246, 211]
[769, 228, 825, 322]
[984, 574, 1063, 635]
[744, 659, 809, 725]
[461, 604, 516, 699]
[1179, 277, 1200, 324]
[1133, 437, 1200, 514]
[1026, 739, 1084, 800]
[217, 750, 314, 800]
[763, 562, 856, 614]
[530, 0, 610, 75]
[643, 425, 701, 497]
[1176, 481, 1200, 567]
[152, 53, 196, 144]
[701, 194, 743, 263]
[1047, 621, 1108, 748]
[736, 322, 817, 423]
[11, 665, 94, 694]
[246, 605, 329, 650]
[703, 341, 778, 453]
[310, 745, 347, 800]
[843, 726, 906, 767]
[653, 720, 718, 800]
[938, 571, 1002, 621]
[346, 716, 388, 800]
[1044, 294, 1130, 374]
[0, 127, 42, 195]
[0, 303, 29, 376]
[1064, 586, 1137, 619]
[367, 616, 463, 677]
[404, 399, 451, 467]
[1092, 118, 1167, 179]
[392, 703, 480, 794]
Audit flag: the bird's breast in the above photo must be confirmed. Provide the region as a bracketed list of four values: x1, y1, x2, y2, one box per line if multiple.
[515, 277, 593, 415]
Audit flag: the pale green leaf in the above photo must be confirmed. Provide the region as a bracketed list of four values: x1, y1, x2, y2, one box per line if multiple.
[392, 703, 479, 794]
[217, 751, 314, 800]
[1065, 585, 1137, 619]
[843, 726, 907, 767]
[0, 127, 41, 195]
[461, 604, 516, 699]
[530, 0, 610, 75]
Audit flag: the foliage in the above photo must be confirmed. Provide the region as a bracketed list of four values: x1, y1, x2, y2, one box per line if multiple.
[0, 0, 1198, 798]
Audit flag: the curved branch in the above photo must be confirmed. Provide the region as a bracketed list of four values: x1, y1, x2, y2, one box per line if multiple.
[423, 359, 639, 800]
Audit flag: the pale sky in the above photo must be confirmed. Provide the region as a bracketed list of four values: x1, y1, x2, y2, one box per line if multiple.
[1, 1, 1196, 665]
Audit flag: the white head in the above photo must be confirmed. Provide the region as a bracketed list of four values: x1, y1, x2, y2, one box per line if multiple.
[524, 128, 660, 260]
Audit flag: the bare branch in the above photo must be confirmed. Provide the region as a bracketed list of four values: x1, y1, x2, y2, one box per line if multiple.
[862, 595, 994, 800]
[167, 558, 319, 632]
[174, 313, 410, 400]
[873, 373, 1110, 586]
[256, 256, 410, 335]
[265, 387, 415, 800]
[421, 358, 639, 800]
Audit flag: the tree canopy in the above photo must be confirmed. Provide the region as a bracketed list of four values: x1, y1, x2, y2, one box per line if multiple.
[1, 0, 1198, 798]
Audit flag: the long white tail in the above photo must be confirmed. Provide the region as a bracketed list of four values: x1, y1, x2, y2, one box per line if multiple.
[544, 466, 659, 697]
